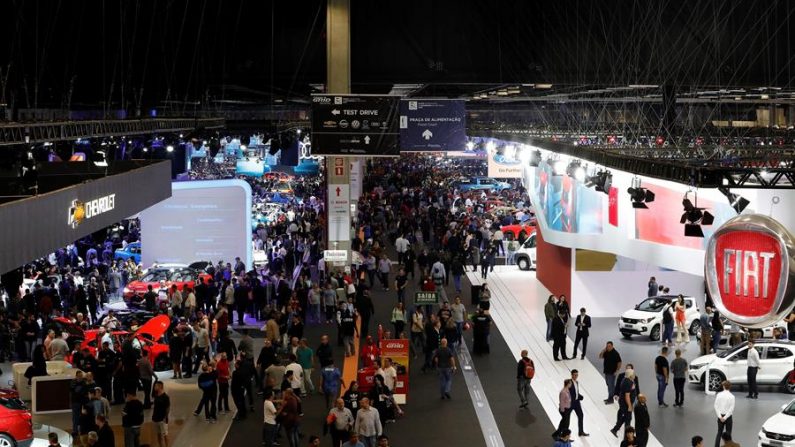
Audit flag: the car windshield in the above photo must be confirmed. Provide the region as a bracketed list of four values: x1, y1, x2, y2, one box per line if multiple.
[636, 298, 671, 312]
[141, 270, 170, 282]
[716, 342, 748, 359]
[784, 401, 795, 416]
[0, 397, 26, 410]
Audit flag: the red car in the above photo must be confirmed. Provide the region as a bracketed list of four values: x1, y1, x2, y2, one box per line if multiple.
[77, 315, 172, 371]
[500, 223, 536, 240]
[123, 262, 211, 300]
[0, 395, 32, 447]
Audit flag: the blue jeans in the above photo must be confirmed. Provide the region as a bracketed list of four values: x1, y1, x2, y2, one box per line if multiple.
[656, 373, 667, 405]
[663, 322, 674, 344]
[439, 367, 453, 396]
[546, 319, 552, 341]
[605, 373, 616, 400]
[455, 322, 463, 345]
[453, 274, 462, 292]
[712, 329, 721, 352]
[71, 403, 81, 434]
[124, 426, 141, 447]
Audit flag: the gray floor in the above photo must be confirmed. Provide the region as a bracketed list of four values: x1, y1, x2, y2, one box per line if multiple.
[581, 317, 793, 446]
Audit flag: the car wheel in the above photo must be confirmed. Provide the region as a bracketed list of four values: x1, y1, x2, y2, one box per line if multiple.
[689, 319, 701, 335]
[649, 324, 661, 341]
[621, 332, 632, 339]
[0, 434, 15, 447]
[707, 370, 725, 392]
[155, 354, 171, 372]
[786, 380, 795, 395]
[517, 257, 530, 271]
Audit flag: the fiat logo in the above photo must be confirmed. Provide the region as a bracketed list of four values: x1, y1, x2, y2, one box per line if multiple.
[705, 214, 795, 328]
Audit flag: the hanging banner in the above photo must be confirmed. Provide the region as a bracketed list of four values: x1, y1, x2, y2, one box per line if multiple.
[311, 95, 399, 156]
[705, 214, 795, 328]
[350, 159, 363, 201]
[608, 187, 619, 227]
[380, 339, 410, 404]
[487, 148, 524, 178]
[399, 99, 466, 152]
[328, 184, 351, 242]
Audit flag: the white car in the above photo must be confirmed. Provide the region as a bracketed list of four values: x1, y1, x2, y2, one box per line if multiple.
[688, 340, 795, 393]
[515, 233, 537, 271]
[619, 295, 701, 341]
[759, 399, 795, 447]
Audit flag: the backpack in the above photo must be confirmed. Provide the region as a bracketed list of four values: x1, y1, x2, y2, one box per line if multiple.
[523, 359, 535, 379]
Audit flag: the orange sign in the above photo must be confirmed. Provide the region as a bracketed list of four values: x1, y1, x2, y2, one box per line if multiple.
[380, 339, 410, 404]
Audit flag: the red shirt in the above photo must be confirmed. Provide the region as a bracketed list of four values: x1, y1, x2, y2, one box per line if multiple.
[216, 359, 230, 383]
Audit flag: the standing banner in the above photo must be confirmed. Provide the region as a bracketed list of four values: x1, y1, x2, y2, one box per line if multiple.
[380, 339, 410, 404]
[328, 184, 351, 242]
[399, 99, 466, 152]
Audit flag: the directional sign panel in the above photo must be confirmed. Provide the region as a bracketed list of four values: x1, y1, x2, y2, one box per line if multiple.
[399, 99, 467, 151]
[328, 184, 351, 242]
[312, 95, 400, 156]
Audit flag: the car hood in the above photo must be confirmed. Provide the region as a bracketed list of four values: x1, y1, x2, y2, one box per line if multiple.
[690, 354, 718, 366]
[134, 315, 171, 340]
[621, 309, 658, 320]
[127, 281, 159, 290]
[763, 412, 795, 435]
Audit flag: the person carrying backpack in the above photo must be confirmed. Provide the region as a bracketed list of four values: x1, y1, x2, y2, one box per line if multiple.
[517, 349, 535, 409]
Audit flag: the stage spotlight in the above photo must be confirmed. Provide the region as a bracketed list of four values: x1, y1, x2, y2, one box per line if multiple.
[680, 192, 715, 237]
[466, 141, 475, 151]
[529, 149, 542, 167]
[566, 161, 586, 182]
[627, 178, 655, 208]
[552, 159, 567, 176]
[166, 145, 174, 153]
[718, 187, 750, 214]
[586, 170, 613, 193]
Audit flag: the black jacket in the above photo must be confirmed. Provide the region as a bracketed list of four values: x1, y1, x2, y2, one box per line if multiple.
[97, 423, 115, 447]
[574, 314, 591, 336]
[634, 403, 650, 430]
[551, 316, 567, 339]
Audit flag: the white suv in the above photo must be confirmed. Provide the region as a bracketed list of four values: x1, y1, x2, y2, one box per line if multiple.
[759, 399, 795, 446]
[618, 295, 701, 341]
[688, 340, 795, 393]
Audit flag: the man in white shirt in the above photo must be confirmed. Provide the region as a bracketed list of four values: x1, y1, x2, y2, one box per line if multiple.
[286, 354, 304, 394]
[101, 311, 120, 331]
[378, 358, 398, 392]
[746, 340, 760, 399]
[714, 380, 735, 447]
[395, 235, 410, 265]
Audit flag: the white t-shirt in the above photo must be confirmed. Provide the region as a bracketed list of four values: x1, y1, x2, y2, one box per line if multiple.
[263, 400, 277, 424]
[380, 366, 398, 391]
[286, 362, 303, 389]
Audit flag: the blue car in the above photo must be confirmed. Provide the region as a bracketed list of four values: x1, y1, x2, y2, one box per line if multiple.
[294, 159, 320, 176]
[114, 242, 141, 264]
[455, 177, 511, 192]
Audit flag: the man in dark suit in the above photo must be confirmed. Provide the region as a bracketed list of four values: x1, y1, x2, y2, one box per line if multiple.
[634, 394, 651, 447]
[572, 307, 591, 360]
[569, 370, 589, 437]
[551, 310, 569, 361]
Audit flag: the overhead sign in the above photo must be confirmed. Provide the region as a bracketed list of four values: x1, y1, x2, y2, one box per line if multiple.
[487, 149, 524, 178]
[311, 95, 399, 156]
[68, 194, 116, 228]
[323, 250, 349, 262]
[415, 291, 439, 305]
[328, 184, 351, 242]
[399, 99, 466, 151]
[705, 214, 795, 328]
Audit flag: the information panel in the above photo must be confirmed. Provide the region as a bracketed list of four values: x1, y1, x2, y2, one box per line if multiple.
[399, 99, 466, 151]
[311, 95, 399, 156]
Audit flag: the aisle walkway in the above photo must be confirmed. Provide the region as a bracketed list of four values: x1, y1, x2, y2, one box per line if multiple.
[466, 267, 663, 447]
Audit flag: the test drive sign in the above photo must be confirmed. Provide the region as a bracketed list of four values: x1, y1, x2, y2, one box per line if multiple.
[705, 214, 795, 328]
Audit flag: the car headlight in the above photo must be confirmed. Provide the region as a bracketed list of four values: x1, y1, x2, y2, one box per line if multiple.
[690, 363, 707, 369]
[641, 317, 655, 323]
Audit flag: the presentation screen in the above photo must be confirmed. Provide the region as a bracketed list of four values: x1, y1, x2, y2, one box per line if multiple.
[140, 180, 252, 269]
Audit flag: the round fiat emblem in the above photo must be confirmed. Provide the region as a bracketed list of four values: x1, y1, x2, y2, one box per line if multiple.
[705, 214, 795, 328]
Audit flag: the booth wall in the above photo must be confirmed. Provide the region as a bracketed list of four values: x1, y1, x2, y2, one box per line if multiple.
[536, 227, 572, 300]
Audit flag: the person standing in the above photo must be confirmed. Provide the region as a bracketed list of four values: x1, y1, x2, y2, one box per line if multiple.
[634, 394, 650, 447]
[674, 296, 690, 345]
[137, 351, 155, 409]
[551, 310, 569, 361]
[572, 308, 591, 360]
[544, 296, 557, 342]
[599, 341, 622, 404]
[654, 347, 669, 407]
[296, 339, 315, 396]
[648, 277, 658, 297]
[394, 268, 408, 304]
[714, 381, 735, 447]
[433, 338, 456, 400]
[552, 379, 573, 440]
[262, 391, 278, 447]
[610, 367, 636, 437]
[320, 359, 342, 408]
[661, 304, 674, 347]
[328, 398, 354, 447]
[746, 340, 760, 399]
[354, 397, 382, 447]
[670, 349, 688, 407]
[516, 350, 534, 409]
[151, 382, 170, 447]
[450, 297, 467, 347]
[711, 309, 724, 354]
[121, 391, 144, 447]
[390, 302, 406, 338]
[569, 369, 588, 437]
[395, 234, 409, 266]
[410, 307, 425, 359]
[699, 307, 713, 355]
